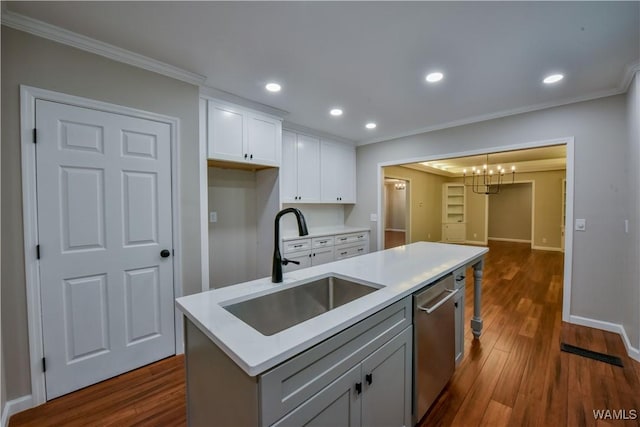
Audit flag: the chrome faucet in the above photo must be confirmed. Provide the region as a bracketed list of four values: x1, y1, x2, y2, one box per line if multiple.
[272, 208, 309, 283]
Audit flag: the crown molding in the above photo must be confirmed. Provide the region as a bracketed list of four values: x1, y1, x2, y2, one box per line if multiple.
[1, 10, 207, 86]
[199, 85, 289, 119]
[282, 121, 356, 146]
[619, 61, 640, 92]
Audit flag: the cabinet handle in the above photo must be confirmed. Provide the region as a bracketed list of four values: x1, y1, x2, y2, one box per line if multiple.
[355, 382, 362, 395]
[357, 248, 363, 252]
[312, 253, 316, 257]
[293, 244, 303, 248]
[365, 373, 373, 385]
[340, 251, 347, 256]
[457, 275, 466, 281]
[455, 302, 459, 308]
[339, 237, 347, 241]
[250, 154, 253, 160]
[319, 240, 328, 244]
[244, 153, 248, 159]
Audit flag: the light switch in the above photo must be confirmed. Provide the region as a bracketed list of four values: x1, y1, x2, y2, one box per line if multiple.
[370, 213, 378, 222]
[209, 211, 218, 223]
[575, 218, 586, 231]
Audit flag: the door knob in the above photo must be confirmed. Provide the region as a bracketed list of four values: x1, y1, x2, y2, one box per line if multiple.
[160, 249, 171, 258]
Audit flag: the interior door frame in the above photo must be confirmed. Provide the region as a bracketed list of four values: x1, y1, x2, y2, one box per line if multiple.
[376, 137, 574, 323]
[382, 176, 411, 247]
[20, 85, 184, 406]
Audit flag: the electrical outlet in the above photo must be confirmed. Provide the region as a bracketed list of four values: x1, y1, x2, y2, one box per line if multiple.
[473, 233, 477, 238]
[209, 211, 218, 223]
[427, 233, 431, 239]
[542, 237, 547, 243]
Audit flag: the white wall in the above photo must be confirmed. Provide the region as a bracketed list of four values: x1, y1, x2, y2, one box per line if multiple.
[1, 27, 201, 402]
[624, 73, 640, 350]
[347, 95, 628, 329]
[280, 204, 346, 237]
[208, 168, 258, 288]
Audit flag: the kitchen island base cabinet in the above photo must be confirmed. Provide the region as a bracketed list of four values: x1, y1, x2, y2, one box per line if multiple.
[184, 298, 412, 427]
[273, 327, 412, 427]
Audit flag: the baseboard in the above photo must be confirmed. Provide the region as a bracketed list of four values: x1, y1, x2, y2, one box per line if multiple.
[2, 395, 33, 427]
[465, 240, 487, 246]
[488, 237, 531, 243]
[531, 245, 563, 252]
[384, 228, 406, 232]
[569, 315, 640, 362]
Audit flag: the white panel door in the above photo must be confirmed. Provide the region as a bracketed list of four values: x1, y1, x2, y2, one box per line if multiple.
[296, 134, 321, 202]
[36, 100, 175, 400]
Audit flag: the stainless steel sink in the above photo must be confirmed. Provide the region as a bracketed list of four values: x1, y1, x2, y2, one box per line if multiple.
[223, 275, 380, 336]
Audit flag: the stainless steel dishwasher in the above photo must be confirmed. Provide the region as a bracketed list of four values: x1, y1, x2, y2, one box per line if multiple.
[413, 273, 457, 423]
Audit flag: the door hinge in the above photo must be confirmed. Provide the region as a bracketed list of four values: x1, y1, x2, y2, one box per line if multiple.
[42, 357, 46, 372]
[36, 244, 41, 260]
[33, 128, 37, 144]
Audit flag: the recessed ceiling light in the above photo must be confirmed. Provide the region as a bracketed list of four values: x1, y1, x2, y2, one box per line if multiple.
[365, 122, 377, 129]
[265, 82, 281, 92]
[543, 74, 564, 84]
[330, 108, 343, 116]
[425, 72, 444, 83]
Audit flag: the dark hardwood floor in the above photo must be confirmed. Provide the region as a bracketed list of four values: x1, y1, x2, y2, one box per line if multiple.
[385, 230, 406, 249]
[10, 241, 640, 426]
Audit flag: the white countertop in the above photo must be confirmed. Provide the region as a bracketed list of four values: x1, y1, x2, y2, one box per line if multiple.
[176, 242, 488, 377]
[281, 226, 370, 241]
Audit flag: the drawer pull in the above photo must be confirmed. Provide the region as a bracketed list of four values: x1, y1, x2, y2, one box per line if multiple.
[340, 251, 348, 256]
[293, 244, 303, 248]
[319, 240, 328, 244]
[357, 248, 363, 252]
[339, 237, 347, 241]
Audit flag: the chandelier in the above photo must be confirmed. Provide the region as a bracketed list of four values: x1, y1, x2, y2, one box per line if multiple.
[462, 154, 516, 194]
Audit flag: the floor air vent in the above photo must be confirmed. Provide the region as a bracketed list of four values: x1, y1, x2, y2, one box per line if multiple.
[560, 343, 623, 367]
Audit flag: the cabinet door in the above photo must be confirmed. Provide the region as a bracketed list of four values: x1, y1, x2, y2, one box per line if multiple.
[311, 247, 334, 266]
[247, 113, 281, 166]
[280, 131, 298, 203]
[361, 327, 412, 427]
[271, 365, 361, 427]
[296, 134, 321, 202]
[321, 141, 356, 203]
[282, 251, 312, 273]
[208, 101, 245, 161]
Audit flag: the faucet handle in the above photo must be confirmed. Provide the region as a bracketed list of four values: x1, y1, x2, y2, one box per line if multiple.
[282, 258, 300, 266]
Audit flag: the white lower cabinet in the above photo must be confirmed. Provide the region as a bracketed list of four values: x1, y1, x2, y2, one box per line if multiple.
[282, 230, 369, 273]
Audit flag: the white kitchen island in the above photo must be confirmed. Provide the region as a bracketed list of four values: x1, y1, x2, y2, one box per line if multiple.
[176, 242, 487, 426]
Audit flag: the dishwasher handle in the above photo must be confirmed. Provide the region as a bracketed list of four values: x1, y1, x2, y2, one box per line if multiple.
[416, 289, 458, 314]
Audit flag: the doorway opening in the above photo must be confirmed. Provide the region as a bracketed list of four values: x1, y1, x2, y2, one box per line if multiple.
[377, 138, 573, 322]
[384, 178, 410, 249]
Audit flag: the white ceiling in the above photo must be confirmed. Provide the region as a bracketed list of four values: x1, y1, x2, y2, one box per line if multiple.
[6, 2, 639, 145]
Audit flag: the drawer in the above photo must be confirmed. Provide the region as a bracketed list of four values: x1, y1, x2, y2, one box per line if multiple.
[259, 297, 411, 426]
[283, 238, 312, 254]
[334, 244, 367, 260]
[333, 231, 369, 246]
[312, 236, 334, 248]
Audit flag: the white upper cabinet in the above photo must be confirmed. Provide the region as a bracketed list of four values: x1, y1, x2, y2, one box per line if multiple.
[320, 140, 356, 203]
[207, 99, 281, 167]
[281, 130, 321, 203]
